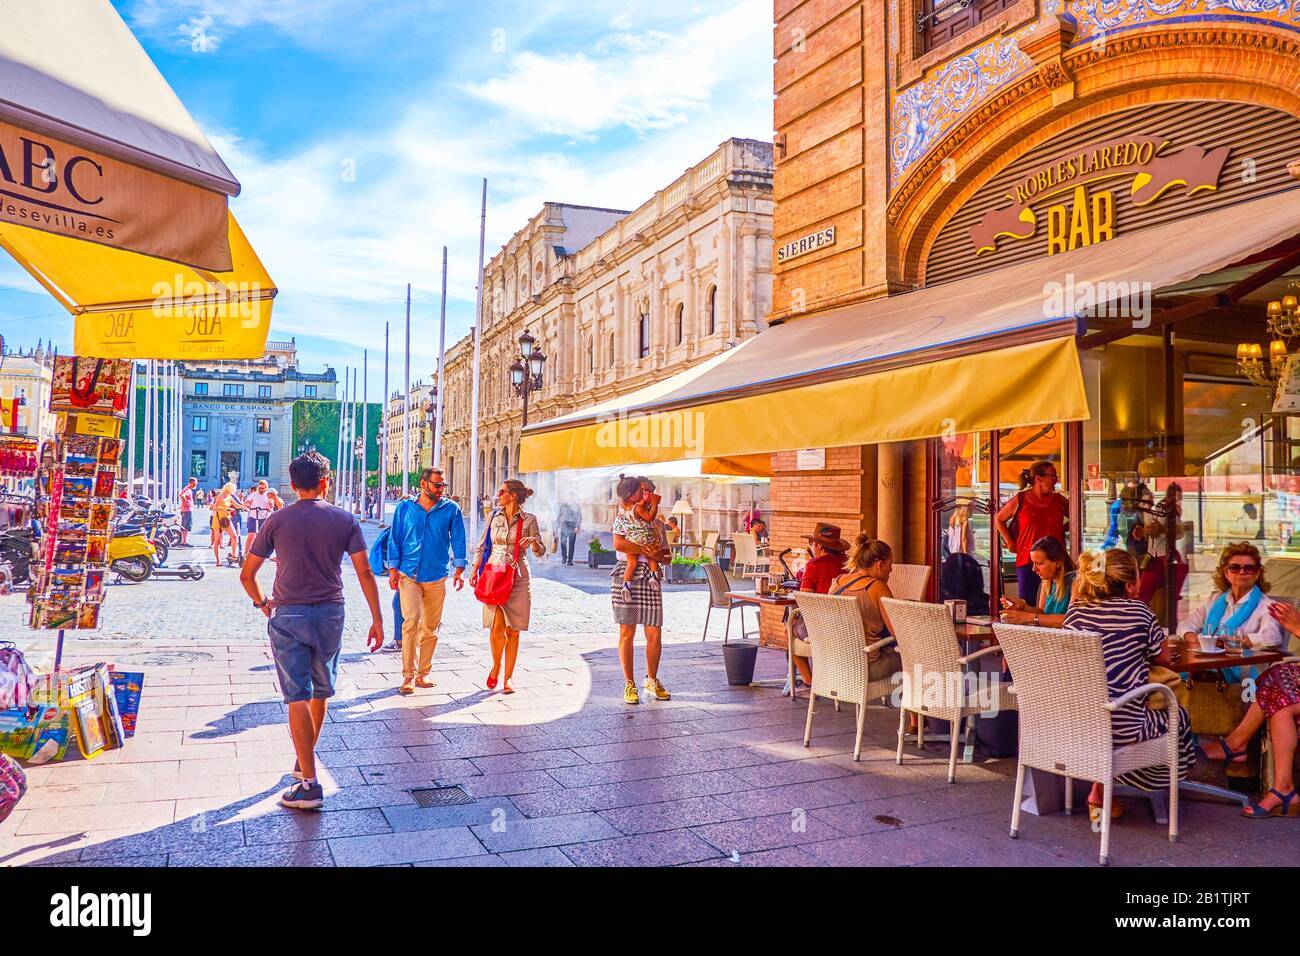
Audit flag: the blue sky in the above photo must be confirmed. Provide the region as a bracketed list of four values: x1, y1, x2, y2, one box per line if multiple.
[0, 0, 773, 387]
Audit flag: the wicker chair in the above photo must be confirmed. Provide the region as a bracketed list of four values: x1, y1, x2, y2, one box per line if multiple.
[882, 598, 1017, 784]
[889, 563, 931, 601]
[702, 561, 749, 644]
[993, 622, 1180, 866]
[792, 591, 897, 762]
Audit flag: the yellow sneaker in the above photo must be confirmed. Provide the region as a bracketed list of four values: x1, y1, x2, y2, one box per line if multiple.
[643, 677, 671, 701]
[623, 680, 640, 705]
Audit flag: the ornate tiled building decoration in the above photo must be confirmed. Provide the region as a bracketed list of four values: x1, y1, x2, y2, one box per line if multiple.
[890, 0, 1300, 189]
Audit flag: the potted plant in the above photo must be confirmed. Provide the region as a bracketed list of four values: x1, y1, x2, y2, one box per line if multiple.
[666, 554, 710, 583]
[587, 536, 617, 568]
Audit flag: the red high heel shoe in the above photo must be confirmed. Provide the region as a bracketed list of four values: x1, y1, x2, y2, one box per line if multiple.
[486, 671, 499, 690]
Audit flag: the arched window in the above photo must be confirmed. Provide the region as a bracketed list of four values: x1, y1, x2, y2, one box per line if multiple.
[638, 311, 650, 358]
[587, 336, 594, 373]
[478, 450, 486, 493]
[707, 286, 717, 335]
[501, 446, 510, 480]
[490, 449, 498, 489]
[515, 443, 521, 477]
[607, 332, 615, 367]
[448, 456, 455, 495]
[674, 303, 684, 345]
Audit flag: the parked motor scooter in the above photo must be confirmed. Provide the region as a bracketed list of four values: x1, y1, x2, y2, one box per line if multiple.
[108, 532, 155, 583]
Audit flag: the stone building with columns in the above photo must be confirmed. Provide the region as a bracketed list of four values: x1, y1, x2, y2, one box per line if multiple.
[438, 138, 775, 514]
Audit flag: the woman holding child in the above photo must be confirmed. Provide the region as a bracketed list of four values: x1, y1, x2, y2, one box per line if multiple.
[611, 476, 671, 706]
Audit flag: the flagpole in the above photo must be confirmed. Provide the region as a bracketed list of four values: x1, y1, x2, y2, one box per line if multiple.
[351, 362, 360, 513]
[145, 359, 155, 501]
[362, 349, 369, 520]
[402, 283, 411, 500]
[380, 322, 389, 525]
[335, 367, 346, 504]
[469, 178, 487, 546]
[434, 245, 448, 469]
[126, 361, 137, 490]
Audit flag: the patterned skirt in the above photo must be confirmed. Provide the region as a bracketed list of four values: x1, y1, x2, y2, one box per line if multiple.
[611, 560, 663, 628]
[1257, 663, 1300, 719]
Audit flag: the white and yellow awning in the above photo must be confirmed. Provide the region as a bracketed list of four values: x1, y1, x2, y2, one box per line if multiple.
[0, 0, 275, 358]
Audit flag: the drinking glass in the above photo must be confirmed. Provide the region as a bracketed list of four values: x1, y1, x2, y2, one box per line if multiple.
[1217, 625, 1243, 654]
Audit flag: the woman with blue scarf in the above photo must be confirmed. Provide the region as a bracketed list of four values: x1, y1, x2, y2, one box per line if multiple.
[1176, 542, 1285, 655]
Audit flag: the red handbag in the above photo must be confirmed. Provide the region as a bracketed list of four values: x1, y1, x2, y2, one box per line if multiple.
[474, 515, 524, 607]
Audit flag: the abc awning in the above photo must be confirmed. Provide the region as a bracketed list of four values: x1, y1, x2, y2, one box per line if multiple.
[0, 0, 276, 358]
[0, 210, 275, 359]
[520, 186, 1300, 472]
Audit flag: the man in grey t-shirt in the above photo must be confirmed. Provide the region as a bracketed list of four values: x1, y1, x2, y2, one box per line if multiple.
[240, 451, 384, 810]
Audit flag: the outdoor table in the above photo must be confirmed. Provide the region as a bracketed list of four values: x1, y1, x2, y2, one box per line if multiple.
[1170, 637, 1286, 807]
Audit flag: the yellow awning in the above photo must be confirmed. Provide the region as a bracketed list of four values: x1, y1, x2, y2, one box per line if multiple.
[0, 211, 276, 359]
[522, 336, 1086, 471]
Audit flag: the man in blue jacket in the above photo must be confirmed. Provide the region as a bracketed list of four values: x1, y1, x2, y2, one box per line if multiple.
[387, 466, 466, 695]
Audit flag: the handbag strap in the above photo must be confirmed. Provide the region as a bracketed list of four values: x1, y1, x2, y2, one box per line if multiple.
[511, 514, 524, 565]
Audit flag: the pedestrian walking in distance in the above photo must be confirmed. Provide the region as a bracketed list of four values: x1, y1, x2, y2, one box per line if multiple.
[178, 477, 197, 546]
[387, 466, 466, 695]
[240, 451, 384, 810]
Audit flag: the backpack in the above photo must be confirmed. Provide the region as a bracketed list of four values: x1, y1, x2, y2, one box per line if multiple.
[368, 525, 393, 576]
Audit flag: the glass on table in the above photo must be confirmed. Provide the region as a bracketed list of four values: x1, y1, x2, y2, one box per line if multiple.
[1216, 625, 1244, 654]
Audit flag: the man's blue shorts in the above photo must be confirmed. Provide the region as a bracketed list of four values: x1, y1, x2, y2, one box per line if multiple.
[268, 602, 346, 703]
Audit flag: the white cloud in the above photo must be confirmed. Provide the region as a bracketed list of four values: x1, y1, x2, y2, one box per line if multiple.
[464, 1, 770, 138]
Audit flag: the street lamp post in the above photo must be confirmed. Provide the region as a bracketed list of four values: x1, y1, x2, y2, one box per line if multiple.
[509, 330, 546, 428]
[424, 397, 437, 466]
[353, 436, 365, 514]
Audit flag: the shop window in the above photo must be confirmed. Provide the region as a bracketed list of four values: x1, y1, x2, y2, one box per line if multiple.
[255, 451, 270, 477]
[256, 418, 271, 433]
[192, 415, 208, 432]
[305, 385, 317, 397]
[190, 450, 207, 476]
[918, 0, 1019, 54]
[194, 382, 208, 395]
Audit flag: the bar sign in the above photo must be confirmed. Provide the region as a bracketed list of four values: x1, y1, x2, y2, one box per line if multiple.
[777, 226, 836, 264]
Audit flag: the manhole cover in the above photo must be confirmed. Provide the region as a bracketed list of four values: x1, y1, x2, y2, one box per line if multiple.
[115, 651, 214, 666]
[409, 785, 474, 808]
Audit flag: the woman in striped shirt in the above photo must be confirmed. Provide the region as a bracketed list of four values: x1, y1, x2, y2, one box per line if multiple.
[1063, 549, 1196, 824]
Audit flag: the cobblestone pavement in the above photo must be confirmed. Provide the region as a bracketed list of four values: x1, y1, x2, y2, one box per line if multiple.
[1, 516, 1290, 867]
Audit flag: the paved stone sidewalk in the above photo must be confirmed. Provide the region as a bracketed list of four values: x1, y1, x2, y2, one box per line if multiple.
[1, 521, 1291, 867]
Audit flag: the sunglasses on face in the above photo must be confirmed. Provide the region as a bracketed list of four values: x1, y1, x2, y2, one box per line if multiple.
[426, 481, 447, 488]
[1038, 473, 1058, 481]
[1226, 564, 1259, 574]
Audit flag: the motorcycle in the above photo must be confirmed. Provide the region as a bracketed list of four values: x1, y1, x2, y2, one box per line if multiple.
[0, 527, 37, 584]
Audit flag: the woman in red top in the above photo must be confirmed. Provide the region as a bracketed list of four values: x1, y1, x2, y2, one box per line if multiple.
[995, 461, 1068, 608]
[791, 523, 850, 687]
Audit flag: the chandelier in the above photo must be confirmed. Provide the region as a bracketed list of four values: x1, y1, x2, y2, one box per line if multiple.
[1237, 295, 1299, 387]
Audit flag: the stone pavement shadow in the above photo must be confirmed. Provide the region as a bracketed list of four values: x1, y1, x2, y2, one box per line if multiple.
[22, 780, 306, 867]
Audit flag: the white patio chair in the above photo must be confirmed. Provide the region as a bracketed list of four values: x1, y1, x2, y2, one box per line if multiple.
[702, 561, 749, 644]
[700, 530, 720, 562]
[792, 592, 897, 762]
[882, 598, 1017, 784]
[889, 563, 931, 601]
[732, 533, 764, 577]
[993, 622, 1180, 866]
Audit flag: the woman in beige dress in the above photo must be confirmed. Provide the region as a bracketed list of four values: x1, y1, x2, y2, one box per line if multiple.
[471, 479, 544, 695]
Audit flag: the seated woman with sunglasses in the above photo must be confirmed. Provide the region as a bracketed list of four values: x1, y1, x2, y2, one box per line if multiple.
[1176, 543, 1285, 653]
